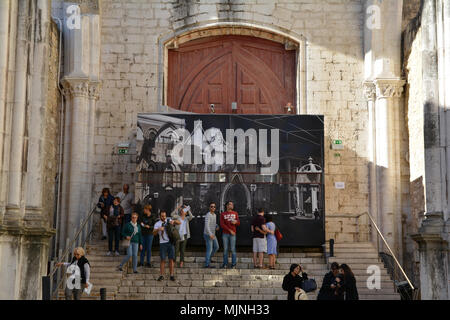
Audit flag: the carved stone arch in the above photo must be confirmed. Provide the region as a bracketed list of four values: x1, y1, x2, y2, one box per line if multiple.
[158, 23, 307, 114]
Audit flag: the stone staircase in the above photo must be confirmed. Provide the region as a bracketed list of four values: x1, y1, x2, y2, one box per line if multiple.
[60, 239, 401, 300]
[326, 242, 401, 300]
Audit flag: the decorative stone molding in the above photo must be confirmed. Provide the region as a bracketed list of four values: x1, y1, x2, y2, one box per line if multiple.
[62, 79, 90, 98]
[374, 79, 406, 98]
[88, 82, 101, 100]
[363, 81, 376, 101]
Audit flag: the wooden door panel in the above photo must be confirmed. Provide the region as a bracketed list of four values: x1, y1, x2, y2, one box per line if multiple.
[180, 53, 232, 113]
[168, 36, 296, 114]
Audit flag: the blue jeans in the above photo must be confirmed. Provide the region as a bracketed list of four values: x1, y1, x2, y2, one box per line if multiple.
[107, 226, 120, 252]
[140, 234, 153, 264]
[204, 234, 219, 266]
[222, 233, 236, 266]
[120, 242, 139, 272]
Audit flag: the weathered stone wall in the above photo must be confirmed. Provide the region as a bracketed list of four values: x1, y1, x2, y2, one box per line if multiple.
[88, 0, 368, 243]
[402, 10, 423, 286]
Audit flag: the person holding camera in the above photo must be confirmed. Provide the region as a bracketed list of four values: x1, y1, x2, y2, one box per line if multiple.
[153, 210, 179, 281]
[282, 264, 309, 301]
[317, 262, 340, 300]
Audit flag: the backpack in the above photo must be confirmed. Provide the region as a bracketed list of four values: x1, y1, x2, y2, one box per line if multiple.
[275, 228, 283, 242]
[164, 219, 180, 244]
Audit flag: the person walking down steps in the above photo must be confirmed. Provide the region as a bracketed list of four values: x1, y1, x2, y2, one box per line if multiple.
[117, 213, 142, 274]
[153, 210, 179, 281]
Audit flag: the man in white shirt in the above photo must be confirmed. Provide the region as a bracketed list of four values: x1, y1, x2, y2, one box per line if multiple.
[153, 211, 179, 281]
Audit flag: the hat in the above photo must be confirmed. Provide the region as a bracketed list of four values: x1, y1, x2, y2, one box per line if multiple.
[294, 288, 309, 300]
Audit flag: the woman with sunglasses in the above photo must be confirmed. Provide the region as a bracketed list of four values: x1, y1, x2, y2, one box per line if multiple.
[203, 202, 220, 268]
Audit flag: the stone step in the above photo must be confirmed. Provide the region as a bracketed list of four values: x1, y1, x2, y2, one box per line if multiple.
[88, 264, 330, 273]
[86, 249, 324, 259]
[57, 290, 116, 300]
[328, 258, 384, 265]
[326, 242, 374, 248]
[329, 253, 380, 259]
[86, 255, 326, 264]
[329, 247, 380, 253]
[113, 292, 399, 300]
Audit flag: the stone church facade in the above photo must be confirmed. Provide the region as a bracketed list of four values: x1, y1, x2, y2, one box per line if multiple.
[0, 0, 448, 300]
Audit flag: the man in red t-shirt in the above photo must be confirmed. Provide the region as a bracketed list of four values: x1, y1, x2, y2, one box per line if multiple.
[220, 201, 240, 269]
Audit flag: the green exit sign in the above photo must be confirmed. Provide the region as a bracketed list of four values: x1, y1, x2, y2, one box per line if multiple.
[118, 148, 128, 154]
[332, 140, 344, 150]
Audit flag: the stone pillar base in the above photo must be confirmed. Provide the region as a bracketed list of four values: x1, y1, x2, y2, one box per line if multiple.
[411, 212, 449, 300]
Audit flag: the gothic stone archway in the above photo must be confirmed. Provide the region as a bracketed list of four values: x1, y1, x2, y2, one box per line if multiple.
[167, 35, 296, 114]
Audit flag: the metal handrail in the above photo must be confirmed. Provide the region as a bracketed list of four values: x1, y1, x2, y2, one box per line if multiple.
[362, 211, 415, 290]
[48, 206, 97, 299]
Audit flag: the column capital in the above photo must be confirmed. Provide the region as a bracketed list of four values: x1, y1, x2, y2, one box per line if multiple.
[374, 78, 406, 98]
[88, 81, 101, 100]
[363, 81, 376, 101]
[62, 78, 90, 98]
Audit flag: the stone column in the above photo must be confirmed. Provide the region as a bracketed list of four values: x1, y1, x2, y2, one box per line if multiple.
[411, 216, 449, 300]
[364, 81, 379, 246]
[61, 79, 90, 243]
[0, 0, 16, 220]
[364, 0, 405, 256]
[24, 0, 50, 229]
[5, 0, 33, 224]
[0, 0, 10, 213]
[374, 79, 405, 253]
[86, 82, 100, 213]
[412, 0, 449, 300]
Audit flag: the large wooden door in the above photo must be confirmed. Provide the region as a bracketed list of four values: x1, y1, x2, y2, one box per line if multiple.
[167, 36, 296, 114]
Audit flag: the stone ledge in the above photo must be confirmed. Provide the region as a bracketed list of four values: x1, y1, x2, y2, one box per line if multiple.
[0, 225, 56, 238]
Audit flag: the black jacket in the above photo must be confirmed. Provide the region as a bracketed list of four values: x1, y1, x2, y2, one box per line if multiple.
[343, 274, 359, 300]
[317, 271, 338, 300]
[335, 274, 345, 300]
[282, 272, 308, 301]
[139, 213, 158, 236]
[70, 256, 90, 284]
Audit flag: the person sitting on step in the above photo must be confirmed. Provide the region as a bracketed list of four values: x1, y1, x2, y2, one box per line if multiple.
[282, 263, 308, 301]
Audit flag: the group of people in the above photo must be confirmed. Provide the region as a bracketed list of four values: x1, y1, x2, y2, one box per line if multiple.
[56, 184, 357, 301]
[282, 261, 359, 300]
[96, 184, 282, 281]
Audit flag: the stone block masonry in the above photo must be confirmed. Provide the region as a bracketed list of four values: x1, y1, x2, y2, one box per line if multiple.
[82, 0, 369, 227]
